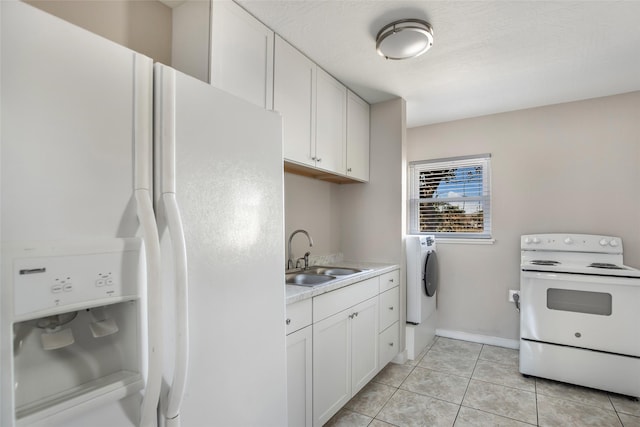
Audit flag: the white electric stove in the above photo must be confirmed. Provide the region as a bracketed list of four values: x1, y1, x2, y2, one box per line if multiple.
[519, 233, 640, 398]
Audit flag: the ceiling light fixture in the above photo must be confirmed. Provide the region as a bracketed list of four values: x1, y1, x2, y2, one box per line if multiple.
[376, 19, 434, 60]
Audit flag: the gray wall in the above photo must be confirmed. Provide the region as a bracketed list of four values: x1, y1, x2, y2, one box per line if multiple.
[284, 98, 407, 268]
[407, 91, 640, 342]
[284, 172, 341, 263]
[285, 98, 408, 351]
[25, 0, 172, 65]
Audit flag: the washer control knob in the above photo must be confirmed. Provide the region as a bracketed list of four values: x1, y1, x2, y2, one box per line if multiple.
[532, 237, 541, 244]
[599, 238, 609, 246]
[564, 237, 573, 245]
[609, 239, 619, 247]
[524, 237, 531, 244]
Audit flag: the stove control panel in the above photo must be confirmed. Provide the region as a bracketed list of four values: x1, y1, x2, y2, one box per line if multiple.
[521, 234, 623, 254]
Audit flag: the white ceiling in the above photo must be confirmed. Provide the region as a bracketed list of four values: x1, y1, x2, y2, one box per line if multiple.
[237, 0, 640, 128]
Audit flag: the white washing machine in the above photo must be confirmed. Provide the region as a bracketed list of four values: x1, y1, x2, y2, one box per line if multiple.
[405, 235, 437, 359]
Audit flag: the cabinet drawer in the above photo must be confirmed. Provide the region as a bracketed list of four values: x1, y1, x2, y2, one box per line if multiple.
[378, 322, 399, 369]
[313, 277, 379, 322]
[379, 287, 399, 331]
[379, 270, 400, 293]
[286, 298, 312, 335]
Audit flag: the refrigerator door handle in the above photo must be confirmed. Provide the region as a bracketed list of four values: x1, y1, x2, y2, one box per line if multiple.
[133, 53, 163, 427]
[161, 192, 189, 423]
[135, 189, 163, 427]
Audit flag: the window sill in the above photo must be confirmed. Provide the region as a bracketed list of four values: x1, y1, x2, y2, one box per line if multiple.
[435, 238, 496, 245]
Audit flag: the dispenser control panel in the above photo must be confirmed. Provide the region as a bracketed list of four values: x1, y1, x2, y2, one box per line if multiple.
[9, 239, 144, 320]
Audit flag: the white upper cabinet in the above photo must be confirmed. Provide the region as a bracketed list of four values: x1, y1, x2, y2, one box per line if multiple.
[315, 68, 347, 174]
[346, 91, 370, 182]
[274, 36, 369, 182]
[274, 37, 351, 177]
[274, 35, 316, 167]
[210, 1, 274, 109]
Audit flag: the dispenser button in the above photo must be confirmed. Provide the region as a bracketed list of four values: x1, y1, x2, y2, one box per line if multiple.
[51, 284, 63, 293]
[63, 284, 73, 292]
[96, 279, 105, 287]
[106, 279, 114, 286]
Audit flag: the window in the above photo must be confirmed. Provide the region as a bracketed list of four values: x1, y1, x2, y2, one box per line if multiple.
[408, 154, 491, 239]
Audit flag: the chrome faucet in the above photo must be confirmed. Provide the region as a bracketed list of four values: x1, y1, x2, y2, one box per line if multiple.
[295, 251, 311, 269]
[287, 229, 313, 270]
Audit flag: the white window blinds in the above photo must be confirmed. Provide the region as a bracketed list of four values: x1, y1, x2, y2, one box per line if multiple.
[409, 154, 491, 238]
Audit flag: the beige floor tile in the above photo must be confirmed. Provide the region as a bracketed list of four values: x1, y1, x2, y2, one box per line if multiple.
[619, 412, 640, 427]
[373, 362, 414, 387]
[479, 345, 519, 368]
[377, 389, 459, 427]
[537, 393, 621, 426]
[345, 381, 396, 418]
[611, 395, 640, 417]
[418, 348, 478, 378]
[462, 379, 537, 425]
[454, 406, 535, 426]
[472, 359, 535, 392]
[400, 366, 470, 404]
[324, 408, 372, 427]
[431, 337, 483, 358]
[535, 378, 614, 410]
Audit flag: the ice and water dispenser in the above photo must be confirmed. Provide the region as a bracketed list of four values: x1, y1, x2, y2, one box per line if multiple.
[0, 239, 147, 426]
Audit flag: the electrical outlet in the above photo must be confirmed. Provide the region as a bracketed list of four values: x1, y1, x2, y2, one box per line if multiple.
[508, 290, 520, 302]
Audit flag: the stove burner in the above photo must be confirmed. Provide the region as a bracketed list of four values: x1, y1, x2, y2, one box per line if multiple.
[530, 260, 561, 266]
[588, 263, 626, 270]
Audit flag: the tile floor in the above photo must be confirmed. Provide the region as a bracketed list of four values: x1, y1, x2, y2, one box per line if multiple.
[325, 336, 640, 427]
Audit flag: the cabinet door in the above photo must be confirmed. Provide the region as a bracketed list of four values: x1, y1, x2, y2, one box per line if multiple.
[274, 36, 316, 166]
[313, 309, 350, 427]
[346, 91, 370, 181]
[315, 68, 346, 174]
[379, 287, 399, 332]
[379, 322, 400, 369]
[287, 326, 312, 427]
[351, 297, 379, 395]
[210, 1, 274, 109]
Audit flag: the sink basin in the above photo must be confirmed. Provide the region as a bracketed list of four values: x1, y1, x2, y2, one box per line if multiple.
[286, 273, 336, 286]
[306, 266, 365, 276]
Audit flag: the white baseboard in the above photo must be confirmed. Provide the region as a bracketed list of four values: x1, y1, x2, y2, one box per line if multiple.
[435, 328, 519, 349]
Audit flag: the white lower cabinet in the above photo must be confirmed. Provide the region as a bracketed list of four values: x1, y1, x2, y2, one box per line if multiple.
[378, 321, 400, 369]
[312, 278, 380, 426]
[286, 299, 313, 427]
[349, 297, 380, 394]
[378, 271, 401, 369]
[286, 269, 400, 427]
[287, 325, 313, 427]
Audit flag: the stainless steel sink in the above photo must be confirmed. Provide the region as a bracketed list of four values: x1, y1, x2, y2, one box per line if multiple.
[285, 265, 371, 286]
[305, 266, 365, 276]
[286, 273, 336, 286]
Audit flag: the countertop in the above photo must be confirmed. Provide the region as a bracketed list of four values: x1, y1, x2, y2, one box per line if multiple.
[285, 261, 399, 304]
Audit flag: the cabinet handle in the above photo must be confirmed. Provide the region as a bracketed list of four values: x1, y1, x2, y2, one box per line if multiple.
[388, 342, 394, 347]
[389, 278, 394, 283]
[348, 312, 359, 319]
[347, 168, 352, 172]
[286, 318, 291, 325]
[311, 156, 316, 161]
[388, 306, 394, 311]
[317, 158, 322, 162]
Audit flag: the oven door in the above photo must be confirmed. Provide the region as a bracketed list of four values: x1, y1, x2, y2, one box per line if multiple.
[520, 270, 640, 357]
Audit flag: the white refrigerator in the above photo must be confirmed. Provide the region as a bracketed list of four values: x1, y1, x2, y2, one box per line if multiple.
[0, 2, 287, 426]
